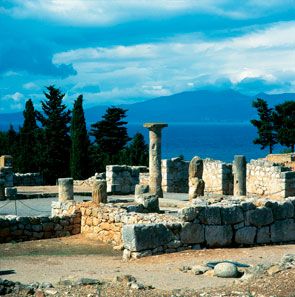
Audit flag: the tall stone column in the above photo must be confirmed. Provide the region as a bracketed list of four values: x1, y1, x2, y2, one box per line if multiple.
[233, 155, 246, 196]
[58, 178, 74, 202]
[144, 123, 168, 198]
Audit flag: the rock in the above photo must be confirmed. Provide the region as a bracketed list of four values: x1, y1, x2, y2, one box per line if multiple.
[235, 226, 257, 245]
[266, 201, 294, 220]
[40, 282, 53, 289]
[44, 288, 58, 295]
[189, 178, 205, 200]
[203, 269, 215, 277]
[271, 219, 295, 242]
[189, 156, 203, 179]
[126, 204, 145, 213]
[122, 223, 174, 252]
[246, 207, 273, 227]
[134, 184, 149, 200]
[75, 278, 101, 285]
[191, 265, 210, 275]
[180, 223, 204, 244]
[4, 187, 17, 199]
[141, 194, 159, 212]
[221, 206, 244, 225]
[214, 262, 239, 278]
[35, 289, 45, 297]
[205, 225, 233, 247]
[178, 207, 201, 222]
[267, 265, 282, 276]
[199, 206, 221, 225]
[130, 281, 144, 290]
[280, 254, 295, 269]
[256, 226, 270, 244]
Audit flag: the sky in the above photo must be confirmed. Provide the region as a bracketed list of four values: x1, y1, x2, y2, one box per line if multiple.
[0, 0, 295, 113]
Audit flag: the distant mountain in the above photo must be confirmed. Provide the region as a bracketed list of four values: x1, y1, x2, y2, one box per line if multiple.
[0, 89, 294, 130]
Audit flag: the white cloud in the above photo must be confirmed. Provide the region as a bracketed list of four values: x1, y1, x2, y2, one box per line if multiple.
[51, 21, 295, 105]
[7, 0, 294, 25]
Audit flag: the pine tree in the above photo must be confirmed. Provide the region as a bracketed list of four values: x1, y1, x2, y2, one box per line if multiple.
[90, 107, 131, 171]
[127, 132, 148, 166]
[37, 86, 71, 184]
[274, 101, 295, 152]
[18, 99, 40, 173]
[251, 98, 277, 154]
[70, 95, 90, 179]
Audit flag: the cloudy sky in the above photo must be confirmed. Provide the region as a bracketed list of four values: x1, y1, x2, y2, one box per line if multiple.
[0, 0, 295, 112]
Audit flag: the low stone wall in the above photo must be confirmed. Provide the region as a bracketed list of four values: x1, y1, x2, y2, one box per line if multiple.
[203, 159, 233, 195]
[247, 159, 295, 199]
[0, 213, 81, 243]
[266, 153, 295, 171]
[13, 173, 43, 186]
[162, 157, 189, 193]
[106, 165, 148, 194]
[122, 197, 295, 258]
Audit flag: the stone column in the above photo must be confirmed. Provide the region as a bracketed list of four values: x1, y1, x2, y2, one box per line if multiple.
[92, 180, 107, 204]
[144, 123, 168, 198]
[188, 156, 205, 201]
[58, 178, 73, 202]
[233, 155, 246, 196]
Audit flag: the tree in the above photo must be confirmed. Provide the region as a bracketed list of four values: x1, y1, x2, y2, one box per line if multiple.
[18, 99, 40, 173]
[274, 101, 295, 152]
[127, 132, 148, 166]
[37, 86, 71, 184]
[90, 107, 131, 172]
[251, 98, 277, 154]
[70, 95, 90, 179]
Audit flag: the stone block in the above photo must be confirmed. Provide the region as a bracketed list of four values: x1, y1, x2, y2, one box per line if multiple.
[134, 184, 149, 201]
[266, 201, 294, 220]
[205, 225, 233, 247]
[122, 223, 175, 252]
[199, 206, 221, 225]
[271, 219, 295, 243]
[235, 226, 256, 244]
[257, 226, 270, 244]
[246, 207, 273, 227]
[221, 206, 244, 225]
[180, 222, 204, 244]
[5, 187, 17, 198]
[178, 206, 203, 222]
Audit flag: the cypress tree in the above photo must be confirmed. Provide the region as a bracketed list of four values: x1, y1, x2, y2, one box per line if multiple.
[274, 101, 295, 152]
[70, 95, 90, 179]
[18, 99, 40, 173]
[128, 132, 148, 166]
[37, 86, 71, 184]
[251, 98, 277, 154]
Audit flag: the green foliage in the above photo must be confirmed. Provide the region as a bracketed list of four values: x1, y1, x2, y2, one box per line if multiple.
[251, 98, 277, 154]
[18, 99, 42, 173]
[36, 85, 71, 184]
[70, 95, 90, 179]
[127, 132, 148, 166]
[274, 101, 295, 152]
[90, 107, 131, 172]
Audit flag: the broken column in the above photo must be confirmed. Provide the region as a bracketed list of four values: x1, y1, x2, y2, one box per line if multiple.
[233, 155, 246, 196]
[58, 178, 73, 202]
[189, 156, 205, 201]
[144, 123, 168, 198]
[92, 180, 107, 204]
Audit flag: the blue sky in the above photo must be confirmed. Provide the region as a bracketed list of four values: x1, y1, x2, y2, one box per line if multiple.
[0, 0, 295, 112]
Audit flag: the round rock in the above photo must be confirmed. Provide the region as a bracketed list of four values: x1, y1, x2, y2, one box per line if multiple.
[214, 262, 239, 278]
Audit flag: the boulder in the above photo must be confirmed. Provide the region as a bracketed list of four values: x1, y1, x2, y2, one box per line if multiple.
[271, 219, 295, 243]
[214, 262, 239, 278]
[221, 206, 244, 225]
[256, 226, 270, 244]
[246, 207, 273, 227]
[199, 206, 221, 225]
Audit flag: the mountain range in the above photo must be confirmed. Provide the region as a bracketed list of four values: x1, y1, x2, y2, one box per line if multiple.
[1, 89, 295, 130]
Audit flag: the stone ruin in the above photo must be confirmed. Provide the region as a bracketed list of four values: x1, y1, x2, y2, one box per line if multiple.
[1, 123, 295, 260]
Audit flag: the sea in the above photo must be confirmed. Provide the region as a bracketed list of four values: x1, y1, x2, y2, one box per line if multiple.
[127, 122, 281, 163]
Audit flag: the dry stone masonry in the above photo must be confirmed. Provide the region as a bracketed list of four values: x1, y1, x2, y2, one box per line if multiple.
[247, 159, 295, 199]
[106, 165, 148, 194]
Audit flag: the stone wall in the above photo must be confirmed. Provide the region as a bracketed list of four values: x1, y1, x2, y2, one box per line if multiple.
[203, 159, 233, 195]
[266, 153, 295, 171]
[13, 173, 43, 186]
[106, 165, 148, 194]
[122, 197, 295, 259]
[162, 157, 189, 193]
[247, 159, 295, 199]
[0, 213, 81, 243]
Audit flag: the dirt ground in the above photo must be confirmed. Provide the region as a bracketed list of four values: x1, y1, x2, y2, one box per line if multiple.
[1, 235, 295, 296]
